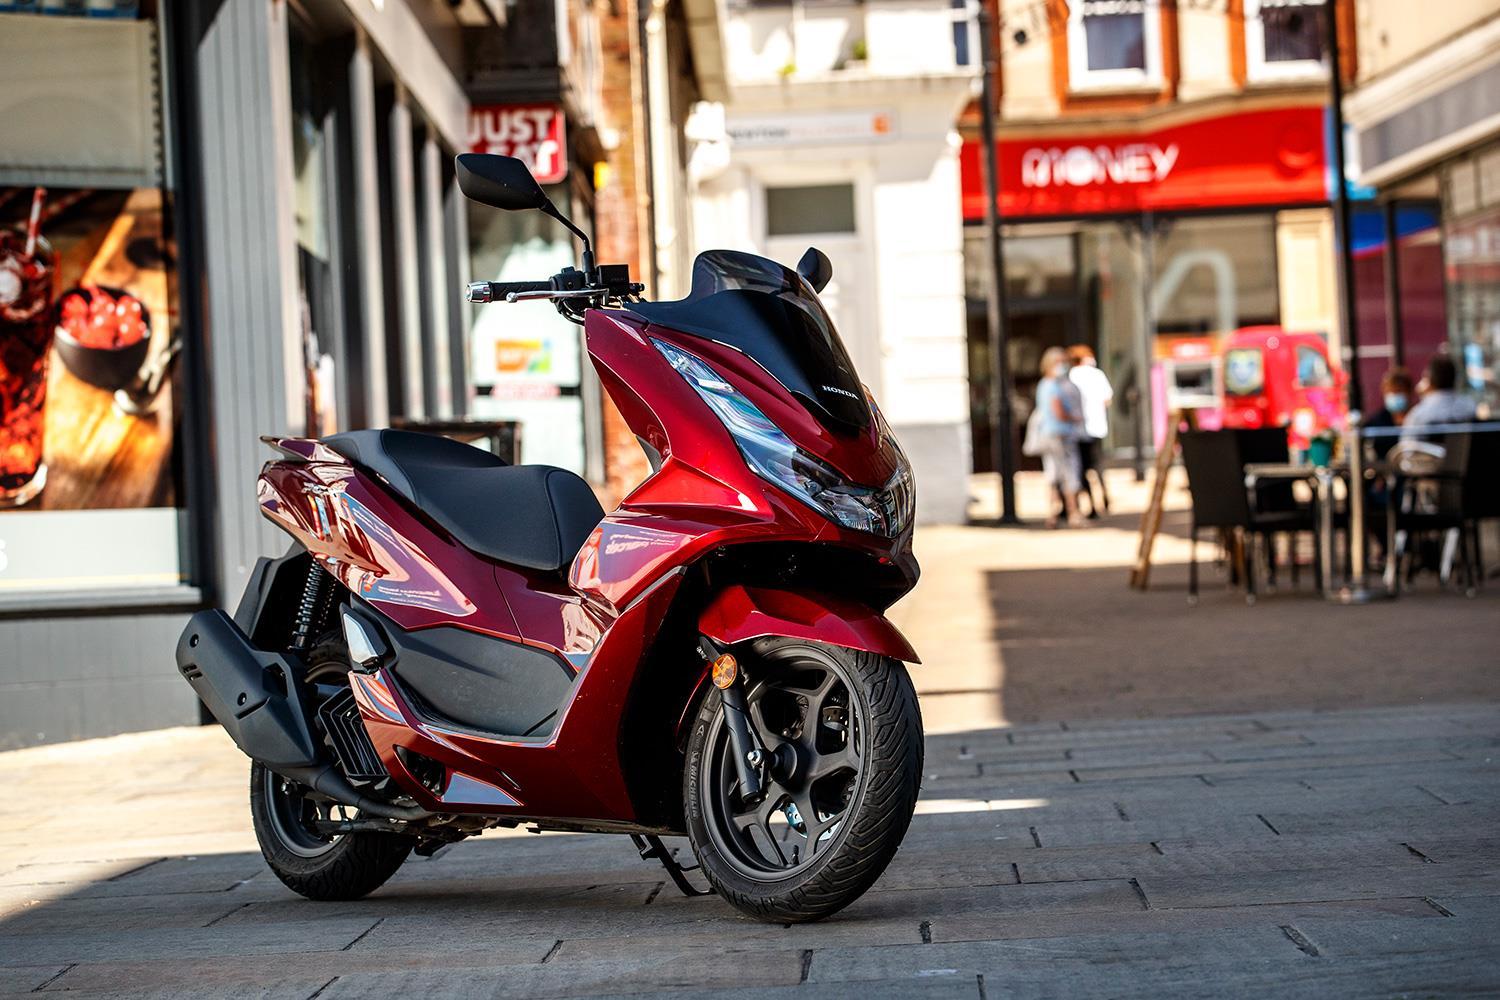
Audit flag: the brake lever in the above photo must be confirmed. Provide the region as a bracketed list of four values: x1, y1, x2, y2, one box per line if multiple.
[505, 288, 603, 303]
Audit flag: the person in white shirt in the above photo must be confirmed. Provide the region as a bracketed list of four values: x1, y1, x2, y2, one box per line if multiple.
[1068, 345, 1114, 517]
[1403, 355, 1476, 434]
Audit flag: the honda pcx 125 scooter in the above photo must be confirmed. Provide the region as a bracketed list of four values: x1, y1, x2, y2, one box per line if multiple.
[177, 153, 923, 922]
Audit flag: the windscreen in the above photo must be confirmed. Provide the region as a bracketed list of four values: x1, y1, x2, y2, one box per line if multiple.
[626, 250, 870, 431]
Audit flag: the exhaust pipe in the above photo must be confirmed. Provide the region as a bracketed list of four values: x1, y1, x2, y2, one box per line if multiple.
[176, 610, 431, 822]
[276, 763, 431, 822]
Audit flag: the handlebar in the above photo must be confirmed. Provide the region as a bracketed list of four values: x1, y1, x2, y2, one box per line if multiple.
[465, 280, 553, 303]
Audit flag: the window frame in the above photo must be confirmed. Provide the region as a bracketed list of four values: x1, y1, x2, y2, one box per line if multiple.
[1066, 0, 1163, 93]
[1245, 0, 1328, 84]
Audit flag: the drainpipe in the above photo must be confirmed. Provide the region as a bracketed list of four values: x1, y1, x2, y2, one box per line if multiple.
[636, 0, 661, 296]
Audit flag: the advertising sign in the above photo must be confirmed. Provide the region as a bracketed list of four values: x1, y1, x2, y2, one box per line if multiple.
[467, 104, 568, 185]
[961, 106, 1328, 220]
[0, 185, 184, 592]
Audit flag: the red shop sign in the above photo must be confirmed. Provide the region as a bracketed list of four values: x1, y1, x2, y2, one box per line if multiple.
[961, 106, 1327, 220]
[467, 104, 568, 185]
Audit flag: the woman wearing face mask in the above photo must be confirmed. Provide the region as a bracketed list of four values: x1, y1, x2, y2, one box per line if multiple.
[1031, 346, 1086, 528]
[1364, 367, 1413, 567]
[1366, 368, 1414, 461]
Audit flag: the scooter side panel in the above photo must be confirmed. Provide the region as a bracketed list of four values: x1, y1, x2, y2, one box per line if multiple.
[349, 568, 684, 820]
[258, 459, 521, 640]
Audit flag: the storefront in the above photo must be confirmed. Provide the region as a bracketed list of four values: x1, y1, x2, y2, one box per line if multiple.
[0, 2, 208, 749]
[464, 100, 605, 480]
[1438, 144, 1500, 410]
[0, 0, 486, 746]
[960, 103, 1340, 467]
[1344, 14, 1500, 414]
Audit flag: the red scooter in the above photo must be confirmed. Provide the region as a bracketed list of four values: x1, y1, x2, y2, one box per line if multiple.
[177, 154, 922, 922]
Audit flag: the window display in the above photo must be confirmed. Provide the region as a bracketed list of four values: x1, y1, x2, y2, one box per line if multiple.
[0, 4, 185, 596]
[1443, 146, 1500, 413]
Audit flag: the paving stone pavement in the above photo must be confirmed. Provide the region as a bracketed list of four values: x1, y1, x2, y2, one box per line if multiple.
[1, 702, 1496, 999]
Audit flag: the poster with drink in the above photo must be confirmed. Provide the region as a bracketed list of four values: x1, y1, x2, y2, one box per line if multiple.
[0, 185, 182, 591]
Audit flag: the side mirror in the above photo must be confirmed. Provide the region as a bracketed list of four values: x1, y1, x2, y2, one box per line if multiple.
[797, 247, 833, 293]
[455, 153, 549, 212]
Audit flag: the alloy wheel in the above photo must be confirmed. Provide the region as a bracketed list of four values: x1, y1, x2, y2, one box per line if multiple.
[701, 649, 865, 881]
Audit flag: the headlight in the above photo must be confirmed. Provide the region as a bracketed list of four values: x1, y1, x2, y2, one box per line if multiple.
[652, 338, 913, 536]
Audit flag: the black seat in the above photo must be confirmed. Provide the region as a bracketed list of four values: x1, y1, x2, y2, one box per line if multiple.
[323, 429, 604, 572]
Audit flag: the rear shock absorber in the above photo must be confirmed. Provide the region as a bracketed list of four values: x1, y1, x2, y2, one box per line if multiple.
[291, 562, 334, 650]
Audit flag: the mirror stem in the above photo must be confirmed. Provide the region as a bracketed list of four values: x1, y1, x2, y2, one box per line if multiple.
[542, 202, 596, 278]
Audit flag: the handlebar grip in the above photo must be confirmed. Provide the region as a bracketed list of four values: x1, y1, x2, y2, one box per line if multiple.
[465, 280, 553, 303]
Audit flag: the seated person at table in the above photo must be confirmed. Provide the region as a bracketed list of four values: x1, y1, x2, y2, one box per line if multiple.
[1403, 355, 1476, 434]
[1366, 367, 1413, 459]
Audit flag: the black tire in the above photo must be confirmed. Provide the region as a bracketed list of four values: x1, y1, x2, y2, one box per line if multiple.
[683, 638, 923, 922]
[248, 637, 413, 901]
[249, 762, 414, 900]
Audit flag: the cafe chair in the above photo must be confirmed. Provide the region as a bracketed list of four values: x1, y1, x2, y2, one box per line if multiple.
[1463, 427, 1500, 582]
[1388, 428, 1500, 596]
[1235, 426, 1322, 590]
[1180, 429, 1320, 605]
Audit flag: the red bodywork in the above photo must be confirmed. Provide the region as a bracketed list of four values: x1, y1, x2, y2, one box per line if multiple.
[256, 309, 917, 829]
[1219, 327, 1347, 451]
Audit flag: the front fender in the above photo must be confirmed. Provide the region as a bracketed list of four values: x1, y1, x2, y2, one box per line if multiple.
[697, 585, 920, 664]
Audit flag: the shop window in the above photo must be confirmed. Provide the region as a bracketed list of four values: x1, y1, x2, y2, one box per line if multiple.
[1149, 215, 1280, 339]
[1246, 0, 1327, 82]
[0, 9, 189, 600]
[289, 22, 341, 437]
[1003, 233, 1077, 301]
[766, 184, 856, 237]
[468, 187, 589, 474]
[1067, 0, 1161, 90]
[1442, 145, 1500, 411]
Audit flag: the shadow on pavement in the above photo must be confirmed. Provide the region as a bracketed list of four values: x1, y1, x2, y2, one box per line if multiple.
[985, 562, 1500, 724]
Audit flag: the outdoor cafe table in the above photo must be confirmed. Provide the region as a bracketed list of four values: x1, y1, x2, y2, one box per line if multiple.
[1242, 461, 1390, 603]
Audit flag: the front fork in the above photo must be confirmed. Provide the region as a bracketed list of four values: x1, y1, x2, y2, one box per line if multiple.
[698, 636, 765, 801]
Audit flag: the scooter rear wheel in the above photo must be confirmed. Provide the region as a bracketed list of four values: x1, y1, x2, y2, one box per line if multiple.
[249, 762, 413, 900]
[248, 641, 414, 901]
[683, 638, 923, 922]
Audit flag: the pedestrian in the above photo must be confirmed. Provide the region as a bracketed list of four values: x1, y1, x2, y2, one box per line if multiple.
[1068, 344, 1113, 518]
[1365, 367, 1415, 563]
[1028, 346, 1085, 529]
[1365, 367, 1413, 460]
[1403, 355, 1475, 434]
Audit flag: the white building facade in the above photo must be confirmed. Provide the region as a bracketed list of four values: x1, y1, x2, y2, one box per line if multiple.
[688, 0, 979, 524]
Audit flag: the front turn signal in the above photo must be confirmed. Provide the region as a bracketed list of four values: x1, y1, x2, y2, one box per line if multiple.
[711, 653, 738, 689]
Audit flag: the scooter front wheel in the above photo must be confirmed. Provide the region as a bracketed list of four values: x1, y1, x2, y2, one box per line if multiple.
[683, 638, 923, 922]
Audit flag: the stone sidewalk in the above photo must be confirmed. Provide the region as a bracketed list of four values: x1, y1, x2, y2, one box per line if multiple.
[1, 703, 1497, 999]
[1, 470, 1497, 997]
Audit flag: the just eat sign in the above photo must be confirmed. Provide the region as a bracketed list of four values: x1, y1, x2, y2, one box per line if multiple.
[467, 104, 568, 185]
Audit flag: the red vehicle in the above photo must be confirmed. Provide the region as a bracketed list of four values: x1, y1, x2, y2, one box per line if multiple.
[1219, 326, 1347, 450]
[176, 154, 922, 922]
